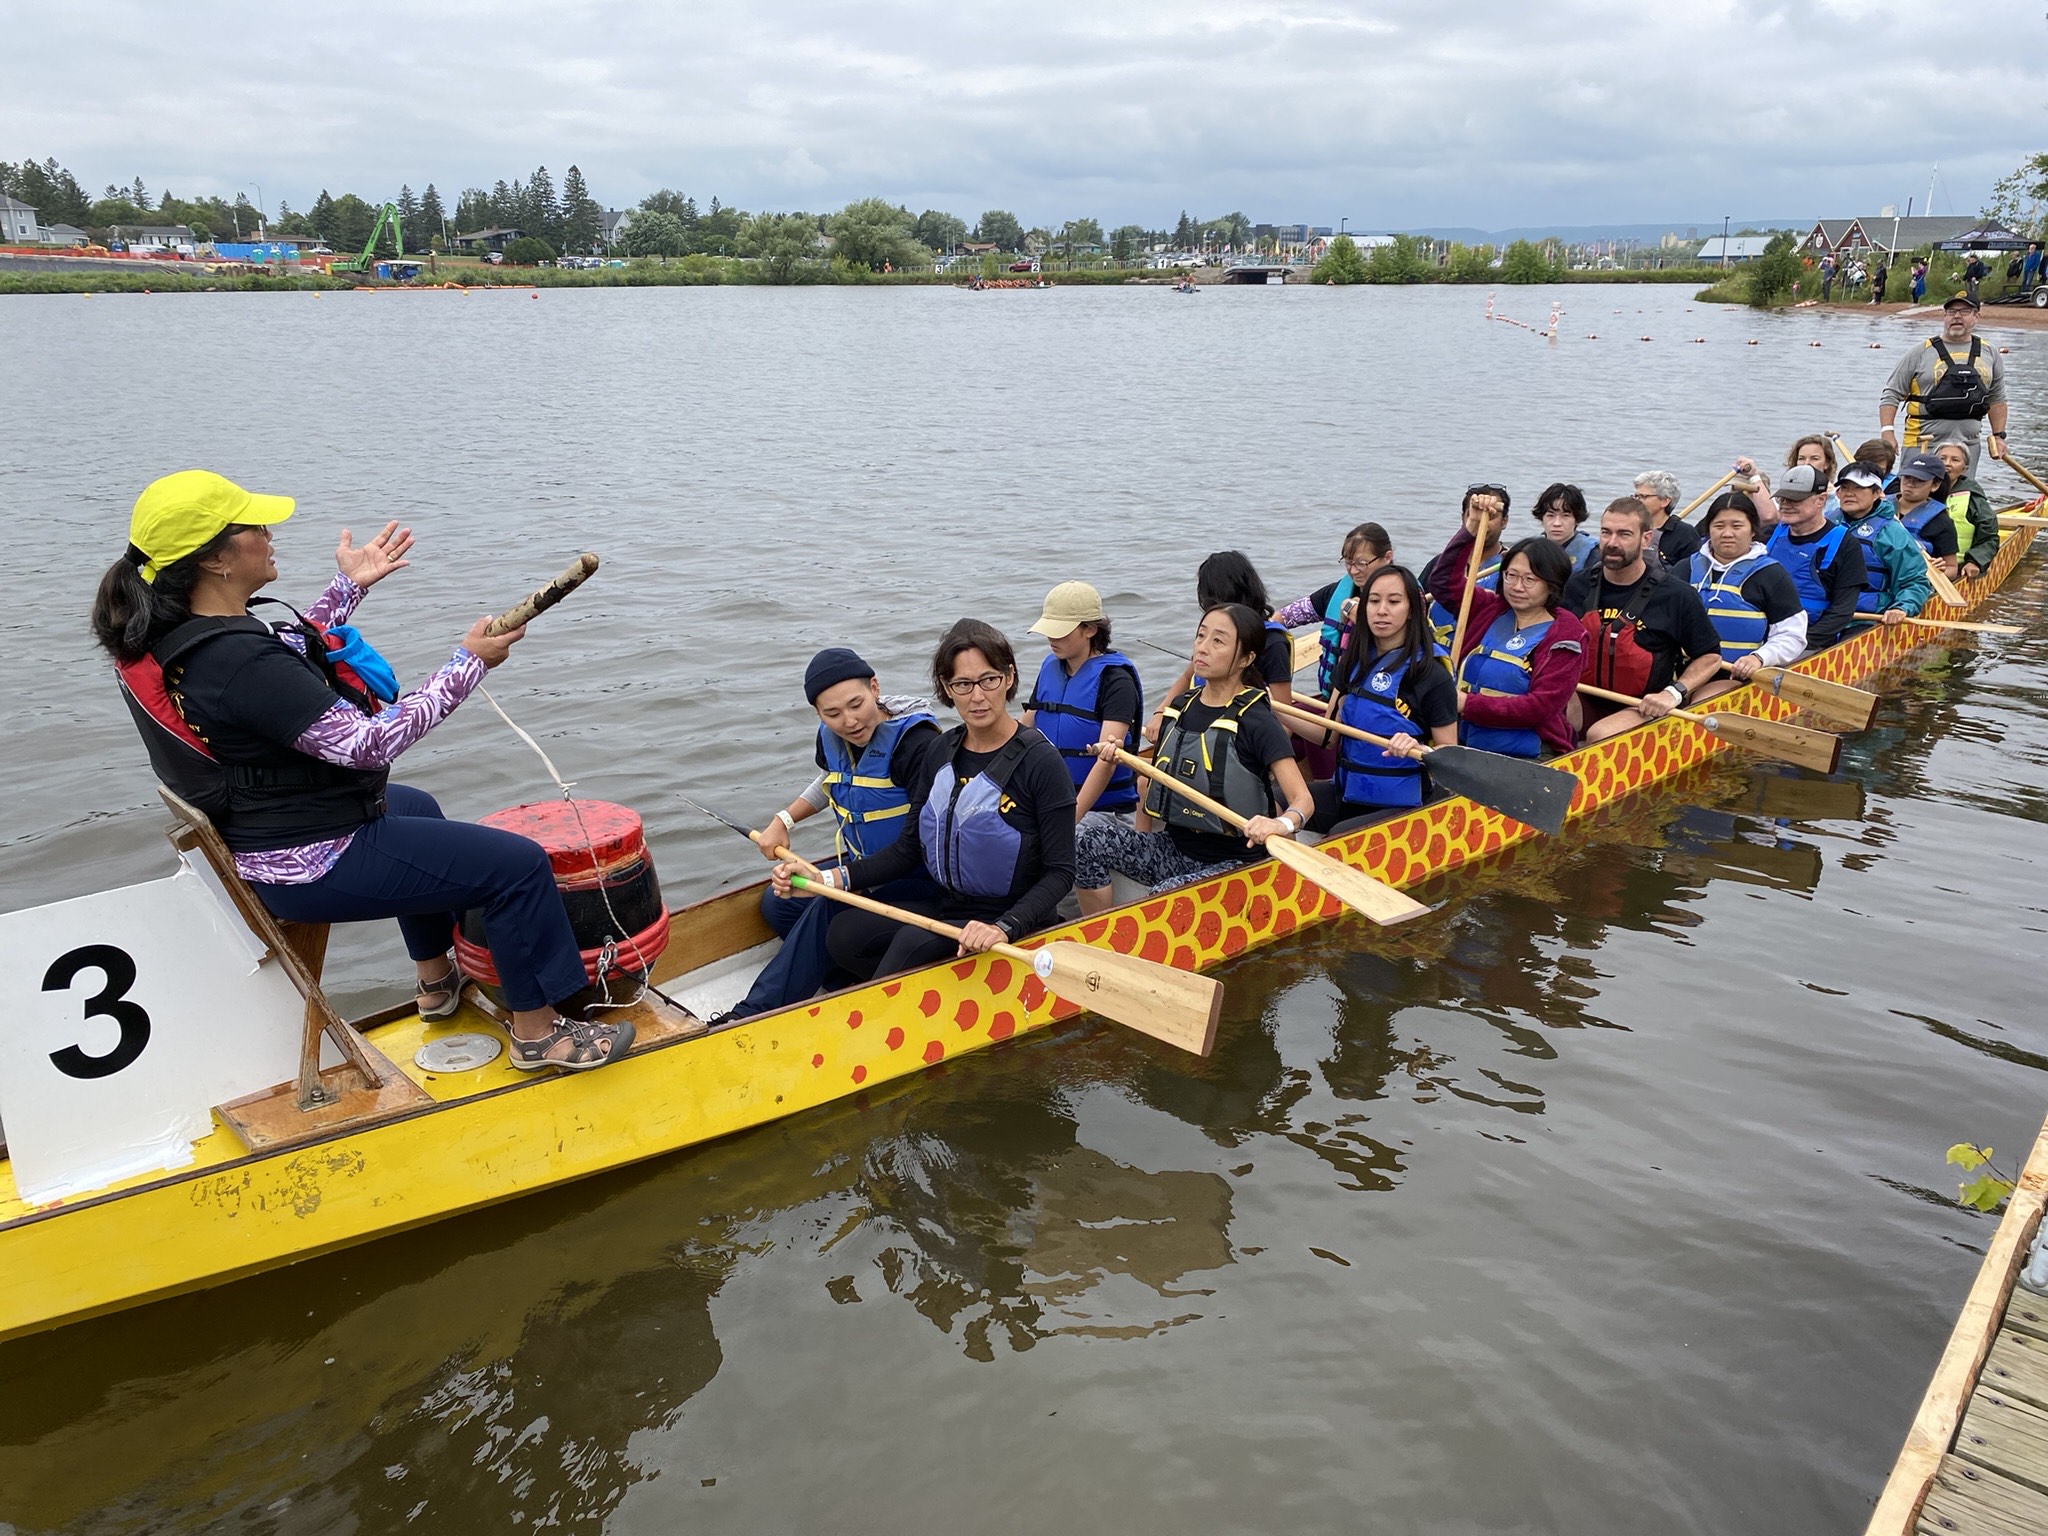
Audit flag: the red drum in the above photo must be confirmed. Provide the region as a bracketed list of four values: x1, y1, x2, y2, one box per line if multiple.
[453, 800, 670, 993]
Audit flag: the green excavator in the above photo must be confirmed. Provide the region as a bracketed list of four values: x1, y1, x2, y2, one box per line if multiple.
[328, 202, 423, 283]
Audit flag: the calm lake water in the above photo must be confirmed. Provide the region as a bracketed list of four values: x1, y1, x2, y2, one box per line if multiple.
[2, 283, 2047, 1533]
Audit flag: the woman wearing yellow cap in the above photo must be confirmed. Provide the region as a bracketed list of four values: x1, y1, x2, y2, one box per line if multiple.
[1020, 580, 1143, 821]
[90, 470, 633, 1073]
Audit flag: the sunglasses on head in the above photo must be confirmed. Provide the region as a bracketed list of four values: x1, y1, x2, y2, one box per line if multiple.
[1466, 483, 1508, 501]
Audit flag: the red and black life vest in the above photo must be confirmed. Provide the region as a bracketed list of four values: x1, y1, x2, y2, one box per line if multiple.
[115, 602, 389, 853]
[1580, 570, 1661, 700]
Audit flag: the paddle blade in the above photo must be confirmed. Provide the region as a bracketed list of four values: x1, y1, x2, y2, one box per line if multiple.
[1264, 835, 1429, 926]
[1420, 745, 1577, 836]
[1926, 563, 1968, 610]
[1754, 667, 1877, 732]
[1290, 628, 1321, 675]
[1698, 710, 1841, 773]
[1036, 942, 1222, 1057]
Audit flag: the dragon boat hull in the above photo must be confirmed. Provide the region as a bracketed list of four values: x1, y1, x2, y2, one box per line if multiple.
[0, 524, 2034, 1343]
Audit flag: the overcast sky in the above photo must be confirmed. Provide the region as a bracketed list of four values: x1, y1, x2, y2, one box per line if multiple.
[5, 1, 2044, 231]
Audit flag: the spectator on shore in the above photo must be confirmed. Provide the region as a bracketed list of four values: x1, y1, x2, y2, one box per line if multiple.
[1820, 252, 1837, 302]
[1910, 259, 1927, 303]
[1846, 259, 1868, 299]
[2024, 242, 2043, 294]
[1872, 259, 1890, 305]
[1963, 254, 1988, 304]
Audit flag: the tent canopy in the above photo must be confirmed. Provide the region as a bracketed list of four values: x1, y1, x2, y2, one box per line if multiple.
[1935, 222, 2030, 252]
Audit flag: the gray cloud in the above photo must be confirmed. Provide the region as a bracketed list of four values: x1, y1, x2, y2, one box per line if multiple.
[4, 0, 2039, 227]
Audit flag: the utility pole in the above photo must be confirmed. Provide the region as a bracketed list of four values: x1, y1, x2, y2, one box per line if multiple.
[1722, 214, 1730, 269]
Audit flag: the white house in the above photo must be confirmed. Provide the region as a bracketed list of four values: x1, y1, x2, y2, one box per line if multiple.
[601, 208, 634, 249]
[109, 224, 197, 254]
[0, 194, 39, 244]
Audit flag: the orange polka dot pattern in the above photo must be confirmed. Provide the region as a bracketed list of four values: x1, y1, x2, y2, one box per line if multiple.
[784, 527, 2034, 1093]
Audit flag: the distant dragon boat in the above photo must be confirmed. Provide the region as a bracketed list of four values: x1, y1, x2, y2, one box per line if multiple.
[0, 517, 2037, 1343]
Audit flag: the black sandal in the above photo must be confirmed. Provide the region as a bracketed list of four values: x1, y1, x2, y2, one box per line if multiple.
[507, 1017, 635, 1072]
[416, 963, 465, 1022]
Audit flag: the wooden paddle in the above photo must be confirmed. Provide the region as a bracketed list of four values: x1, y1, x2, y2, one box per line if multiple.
[1447, 506, 1492, 676]
[1923, 558, 1968, 610]
[675, 795, 1224, 1056]
[1105, 747, 1428, 926]
[1676, 469, 1740, 522]
[2001, 447, 2048, 500]
[1267, 697, 1577, 836]
[1290, 627, 1323, 675]
[1575, 685, 1841, 772]
[1721, 663, 1878, 732]
[487, 553, 600, 637]
[786, 873, 1224, 1057]
[1902, 616, 2023, 636]
[1998, 513, 2048, 528]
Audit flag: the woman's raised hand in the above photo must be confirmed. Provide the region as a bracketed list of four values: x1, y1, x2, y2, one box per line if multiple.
[462, 615, 524, 668]
[336, 521, 415, 588]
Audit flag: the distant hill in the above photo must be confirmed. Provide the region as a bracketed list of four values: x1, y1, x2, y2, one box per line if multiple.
[1394, 220, 1811, 246]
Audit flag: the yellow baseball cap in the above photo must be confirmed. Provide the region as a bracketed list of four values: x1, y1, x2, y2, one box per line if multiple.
[1028, 580, 1107, 638]
[128, 470, 294, 582]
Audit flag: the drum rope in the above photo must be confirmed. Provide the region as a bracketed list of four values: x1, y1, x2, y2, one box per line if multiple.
[477, 685, 649, 1012]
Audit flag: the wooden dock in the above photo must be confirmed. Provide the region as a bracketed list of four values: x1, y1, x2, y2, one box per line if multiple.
[1867, 1110, 2048, 1534]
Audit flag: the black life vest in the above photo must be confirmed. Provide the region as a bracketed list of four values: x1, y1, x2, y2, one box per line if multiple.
[1920, 338, 1993, 422]
[114, 604, 389, 854]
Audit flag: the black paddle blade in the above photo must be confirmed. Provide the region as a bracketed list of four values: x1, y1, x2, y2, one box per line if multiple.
[1423, 745, 1578, 837]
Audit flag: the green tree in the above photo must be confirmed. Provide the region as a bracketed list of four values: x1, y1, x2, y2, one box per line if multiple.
[620, 210, 687, 258]
[1365, 234, 1431, 283]
[308, 190, 338, 241]
[1500, 239, 1559, 283]
[827, 198, 921, 270]
[1986, 152, 2048, 238]
[488, 179, 515, 226]
[454, 188, 490, 234]
[503, 234, 556, 266]
[1111, 223, 1148, 263]
[419, 184, 447, 249]
[693, 197, 744, 255]
[640, 189, 693, 221]
[271, 200, 317, 236]
[741, 210, 821, 281]
[1746, 231, 1804, 308]
[1172, 210, 1195, 249]
[1443, 242, 1496, 282]
[1312, 233, 1370, 284]
[396, 184, 422, 248]
[560, 165, 603, 255]
[1060, 216, 1105, 253]
[523, 166, 560, 248]
[913, 209, 967, 252]
[975, 209, 1024, 251]
[325, 193, 379, 252]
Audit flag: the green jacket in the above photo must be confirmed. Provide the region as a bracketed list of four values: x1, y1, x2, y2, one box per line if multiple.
[1844, 509, 1932, 617]
[1946, 476, 2000, 572]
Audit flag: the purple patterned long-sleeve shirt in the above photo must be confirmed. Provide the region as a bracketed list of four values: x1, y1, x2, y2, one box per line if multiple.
[234, 573, 486, 885]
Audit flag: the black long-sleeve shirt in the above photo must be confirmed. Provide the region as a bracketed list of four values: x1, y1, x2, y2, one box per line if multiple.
[847, 725, 1076, 936]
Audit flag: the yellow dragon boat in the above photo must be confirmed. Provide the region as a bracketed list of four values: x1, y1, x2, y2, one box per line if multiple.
[0, 519, 2036, 1343]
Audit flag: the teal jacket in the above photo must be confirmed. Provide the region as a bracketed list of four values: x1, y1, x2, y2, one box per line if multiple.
[1844, 508, 1933, 617]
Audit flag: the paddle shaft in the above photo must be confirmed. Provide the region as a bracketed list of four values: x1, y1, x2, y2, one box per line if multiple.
[1270, 696, 1422, 758]
[486, 553, 600, 637]
[1111, 747, 1262, 833]
[1676, 469, 1740, 522]
[1577, 682, 1753, 730]
[1448, 507, 1491, 675]
[788, 873, 1040, 965]
[1903, 615, 2023, 635]
[2003, 448, 2048, 500]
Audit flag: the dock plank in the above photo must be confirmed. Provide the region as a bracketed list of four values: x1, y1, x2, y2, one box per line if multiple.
[1982, 1326, 2048, 1412]
[1920, 1454, 2048, 1536]
[2004, 1287, 2048, 1346]
[1955, 1390, 2048, 1497]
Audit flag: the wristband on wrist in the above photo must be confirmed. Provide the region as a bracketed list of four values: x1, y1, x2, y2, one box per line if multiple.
[1665, 684, 1688, 705]
[771, 808, 796, 834]
[1880, 423, 1897, 436]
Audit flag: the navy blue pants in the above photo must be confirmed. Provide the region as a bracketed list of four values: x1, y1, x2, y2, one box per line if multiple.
[252, 784, 587, 1012]
[730, 865, 944, 1020]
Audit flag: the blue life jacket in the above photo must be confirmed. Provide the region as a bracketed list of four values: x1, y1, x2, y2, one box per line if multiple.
[1561, 529, 1596, 567]
[1846, 515, 1894, 613]
[1900, 499, 1949, 561]
[1457, 612, 1549, 759]
[817, 711, 936, 862]
[918, 726, 1035, 898]
[1146, 686, 1275, 840]
[1025, 651, 1141, 810]
[1426, 549, 1502, 650]
[1334, 651, 1427, 808]
[1766, 522, 1847, 621]
[1316, 577, 1355, 696]
[1688, 549, 1772, 659]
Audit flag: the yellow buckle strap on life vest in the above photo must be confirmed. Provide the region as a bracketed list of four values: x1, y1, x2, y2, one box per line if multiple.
[821, 770, 897, 790]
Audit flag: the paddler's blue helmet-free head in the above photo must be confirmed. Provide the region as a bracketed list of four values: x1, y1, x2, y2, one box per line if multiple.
[805, 647, 875, 704]
[126, 469, 294, 583]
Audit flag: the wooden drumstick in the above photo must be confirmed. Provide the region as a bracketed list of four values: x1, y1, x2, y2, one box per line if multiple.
[486, 553, 600, 636]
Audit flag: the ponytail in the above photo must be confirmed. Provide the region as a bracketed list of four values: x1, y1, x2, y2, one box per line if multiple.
[90, 525, 245, 663]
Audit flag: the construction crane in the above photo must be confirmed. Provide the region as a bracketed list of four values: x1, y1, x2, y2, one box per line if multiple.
[329, 203, 418, 281]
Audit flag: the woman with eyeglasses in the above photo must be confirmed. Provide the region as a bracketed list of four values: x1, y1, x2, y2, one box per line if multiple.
[773, 618, 1077, 983]
[1532, 483, 1596, 567]
[1420, 485, 1510, 651]
[1271, 522, 1394, 700]
[1426, 523, 1588, 758]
